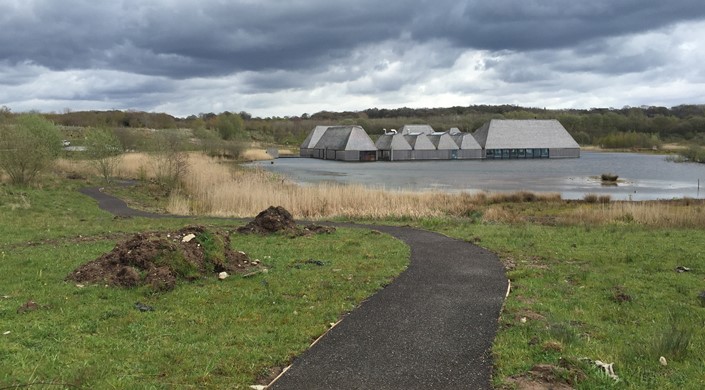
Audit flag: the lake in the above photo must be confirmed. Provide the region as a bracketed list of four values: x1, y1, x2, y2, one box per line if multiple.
[248, 152, 705, 200]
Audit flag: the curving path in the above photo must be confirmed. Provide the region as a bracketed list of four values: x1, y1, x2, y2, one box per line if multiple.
[80, 187, 508, 389]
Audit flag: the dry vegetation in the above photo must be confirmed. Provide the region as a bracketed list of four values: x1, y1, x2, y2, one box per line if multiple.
[560, 200, 705, 228]
[54, 152, 705, 227]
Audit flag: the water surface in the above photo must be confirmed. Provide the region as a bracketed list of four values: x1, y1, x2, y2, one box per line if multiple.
[249, 152, 705, 200]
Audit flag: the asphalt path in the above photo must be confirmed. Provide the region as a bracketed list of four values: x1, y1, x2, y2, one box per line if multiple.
[79, 187, 508, 389]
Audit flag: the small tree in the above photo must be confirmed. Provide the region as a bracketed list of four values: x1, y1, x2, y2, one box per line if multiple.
[215, 113, 244, 140]
[85, 128, 124, 182]
[151, 132, 189, 189]
[0, 114, 62, 186]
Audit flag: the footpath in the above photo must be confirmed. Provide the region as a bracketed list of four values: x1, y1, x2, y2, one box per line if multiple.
[80, 187, 508, 389]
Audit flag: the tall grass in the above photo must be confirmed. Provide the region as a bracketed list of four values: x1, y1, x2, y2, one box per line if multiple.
[164, 154, 559, 219]
[561, 201, 705, 228]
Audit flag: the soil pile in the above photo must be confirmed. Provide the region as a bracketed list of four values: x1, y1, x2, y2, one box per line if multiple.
[238, 206, 297, 234]
[67, 225, 258, 291]
[237, 206, 335, 235]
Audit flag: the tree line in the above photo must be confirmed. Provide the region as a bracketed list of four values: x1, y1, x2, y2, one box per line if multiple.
[3, 104, 705, 148]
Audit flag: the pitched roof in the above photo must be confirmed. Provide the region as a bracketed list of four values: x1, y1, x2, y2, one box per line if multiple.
[400, 124, 434, 135]
[473, 119, 579, 149]
[375, 134, 412, 150]
[301, 125, 330, 149]
[313, 126, 377, 151]
[403, 133, 436, 150]
[451, 133, 482, 150]
[427, 133, 459, 150]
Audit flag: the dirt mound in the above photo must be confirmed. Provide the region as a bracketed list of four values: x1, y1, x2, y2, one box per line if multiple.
[238, 206, 297, 234]
[67, 225, 259, 291]
[237, 206, 335, 236]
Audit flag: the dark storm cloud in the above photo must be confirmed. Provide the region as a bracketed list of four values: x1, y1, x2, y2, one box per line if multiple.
[425, 0, 705, 51]
[2, 0, 704, 116]
[2, 0, 704, 82]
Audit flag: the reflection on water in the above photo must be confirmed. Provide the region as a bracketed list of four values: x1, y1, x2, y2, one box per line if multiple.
[249, 152, 705, 200]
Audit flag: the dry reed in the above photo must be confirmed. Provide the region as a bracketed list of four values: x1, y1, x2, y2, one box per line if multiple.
[164, 154, 559, 219]
[560, 202, 705, 228]
[241, 149, 274, 161]
[42, 152, 705, 228]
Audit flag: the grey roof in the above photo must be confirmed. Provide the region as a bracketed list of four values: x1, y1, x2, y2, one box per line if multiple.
[449, 127, 461, 135]
[375, 134, 412, 150]
[473, 119, 579, 149]
[427, 133, 459, 150]
[313, 126, 377, 151]
[450, 133, 482, 150]
[403, 133, 436, 150]
[301, 125, 330, 149]
[400, 124, 434, 135]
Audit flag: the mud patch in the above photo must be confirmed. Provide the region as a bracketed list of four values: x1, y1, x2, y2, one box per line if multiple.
[67, 225, 258, 291]
[507, 358, 587, 390]
[237, 206, 335, 236]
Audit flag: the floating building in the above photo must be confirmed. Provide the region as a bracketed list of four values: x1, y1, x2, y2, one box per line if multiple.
[300, 120, 580, 161]
[310, 125, 378, 161]
[375, 133, 413, 161]
[472, 119, 580, 159]
[450, 133, 483, 159]
[299, 125, 330, 157]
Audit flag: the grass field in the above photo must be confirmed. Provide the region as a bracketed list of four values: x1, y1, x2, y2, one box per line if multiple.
[3, 151, 705, 388]
[0, 182, 409, 389]
[417, 218, 705, 389]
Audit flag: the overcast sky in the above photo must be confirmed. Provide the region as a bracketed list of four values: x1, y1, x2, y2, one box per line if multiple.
[1, 0, 704, 118]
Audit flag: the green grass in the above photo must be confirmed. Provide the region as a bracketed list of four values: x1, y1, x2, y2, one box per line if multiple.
[0, 183, 409, 388]
[418, 219, 705, 389]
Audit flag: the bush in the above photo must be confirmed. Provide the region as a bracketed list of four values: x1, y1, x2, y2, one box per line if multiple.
[583, 194, 598, 203]
[151, 132, 189, 189]
[0, 114, 62, 186]
[85, 128, 124, 182]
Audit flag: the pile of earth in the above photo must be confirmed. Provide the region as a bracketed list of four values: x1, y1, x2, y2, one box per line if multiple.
[66, 225, 259, 291]
[237, 206, 335, 235]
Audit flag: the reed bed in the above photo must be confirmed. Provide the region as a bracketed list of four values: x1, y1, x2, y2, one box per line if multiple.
[560, 201, 705, 228]
[164, 154, 561, 219]
[53, 158, 97, 177]
[54, 152, 705, 227]
[240, 148, 274, 161]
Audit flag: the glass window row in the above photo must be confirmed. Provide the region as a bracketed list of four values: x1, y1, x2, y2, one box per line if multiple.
[485, 148, 549, 159]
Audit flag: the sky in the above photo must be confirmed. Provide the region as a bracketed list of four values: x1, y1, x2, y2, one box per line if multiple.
[1, 0, 705, 118]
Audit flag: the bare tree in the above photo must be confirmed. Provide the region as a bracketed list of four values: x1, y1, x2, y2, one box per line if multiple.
[85, 128, 124, 183]
[151, 132, 189, 189]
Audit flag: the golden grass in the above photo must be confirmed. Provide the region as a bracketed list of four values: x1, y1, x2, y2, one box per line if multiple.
[163, 154, 562, 219]
[47, 152, 705, 228]
[53, 158, 95, 177]
[560, 201, 705, 228]
[240, 149, 274, 161]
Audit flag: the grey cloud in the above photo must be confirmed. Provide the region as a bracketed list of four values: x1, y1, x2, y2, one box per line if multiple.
[2, 0, 704, 82]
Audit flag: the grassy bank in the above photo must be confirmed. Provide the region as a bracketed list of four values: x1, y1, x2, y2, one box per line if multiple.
[5, 151, 705, 388]
[0, 184, 408, 388]
[417, 219, 705, 389]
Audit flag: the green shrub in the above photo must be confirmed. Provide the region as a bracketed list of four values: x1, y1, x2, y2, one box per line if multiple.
[0, 114, 62, 186]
